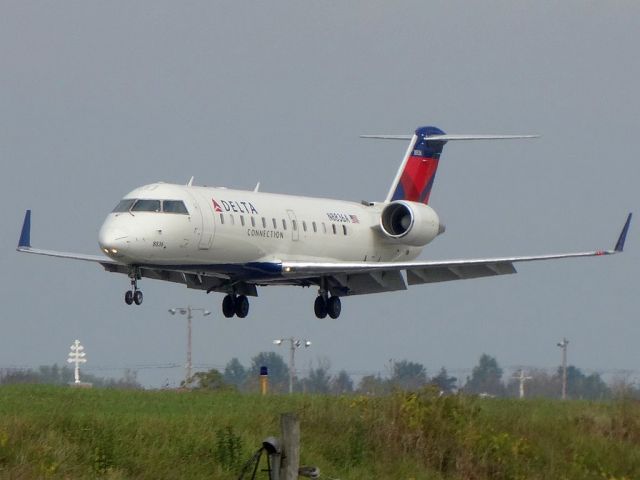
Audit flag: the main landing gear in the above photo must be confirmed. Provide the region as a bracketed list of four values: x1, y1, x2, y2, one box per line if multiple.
[314, 294, 341, 319]
[124, 270, 143, 306]
[222, 294, 250, 318]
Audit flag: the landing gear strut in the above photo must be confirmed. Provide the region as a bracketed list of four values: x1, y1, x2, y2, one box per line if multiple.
[222, 294, 250, 318]
[124, 269, 143, 306]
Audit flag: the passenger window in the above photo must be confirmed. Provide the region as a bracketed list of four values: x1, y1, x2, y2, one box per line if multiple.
[292, 220, 297, 231]
[131, 199, 161, 212]
[342, 225, 347, 235]
[332, 224, 337, 235]
[230, 215, 235, 225]
[282, 219, 287, 230]
[272, 218, 277, 229]
[251, 217, 256, 227]
[312, 221, 317, 233]
[163, 200, 189, 214]
[302, 221, 307, 232]
[240, 216, 245, 226]
[322, 223, 327, 234]
[220, 213, 225, 224]
[262, 217, 267, 228]
[112, 199, 136, 213]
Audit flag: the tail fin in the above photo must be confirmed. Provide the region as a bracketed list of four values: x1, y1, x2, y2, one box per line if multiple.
[387, 126, 446, 204]
[362, 127, 538, 204]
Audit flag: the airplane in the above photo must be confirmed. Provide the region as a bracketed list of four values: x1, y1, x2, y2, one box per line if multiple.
[17, 126, 632, 319]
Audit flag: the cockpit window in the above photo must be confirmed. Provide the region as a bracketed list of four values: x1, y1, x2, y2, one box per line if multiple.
[112, 199, 136, 213]
[131, 199, 161, 212]
[163, 200, 189, 214]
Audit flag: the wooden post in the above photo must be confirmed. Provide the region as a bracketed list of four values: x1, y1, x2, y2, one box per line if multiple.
[279, 413, 300, 480]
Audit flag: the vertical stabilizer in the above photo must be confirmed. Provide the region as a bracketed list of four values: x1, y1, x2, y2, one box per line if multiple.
[386, 126, 446, 204]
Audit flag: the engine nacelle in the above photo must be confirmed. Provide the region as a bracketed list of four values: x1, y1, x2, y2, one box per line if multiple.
[379, 201, 442, 247]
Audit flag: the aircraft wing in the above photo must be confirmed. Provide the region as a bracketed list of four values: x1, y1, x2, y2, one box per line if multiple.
[16, 209, 631, 298]
[17, 211, 118, 266]
[15, 210, 233, 292]
[277, 213, 632, 296]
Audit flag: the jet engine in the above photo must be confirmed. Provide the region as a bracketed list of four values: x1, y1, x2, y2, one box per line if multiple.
[379, 200, 443, 247]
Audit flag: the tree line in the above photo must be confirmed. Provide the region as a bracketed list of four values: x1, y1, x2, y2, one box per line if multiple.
[2, 353, 635, 400]
[191, 352, 631, 400]
[0, 364, 141, 389]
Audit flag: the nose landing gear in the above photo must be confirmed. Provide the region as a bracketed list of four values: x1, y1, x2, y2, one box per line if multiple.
[124, 269, 143, 306]
[222, 294, 250, 318]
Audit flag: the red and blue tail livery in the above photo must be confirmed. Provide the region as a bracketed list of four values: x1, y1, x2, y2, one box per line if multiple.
[390, 126, 447, 204]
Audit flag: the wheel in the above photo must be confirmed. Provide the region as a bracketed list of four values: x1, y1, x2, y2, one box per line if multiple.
[125, 290, 134, 305]
[327, 296, 341, 319]
[235, 295, 249, 318]
[314, 296, 327, 319]
[222, 294, 236, 318]
[133, 290, 143, 305]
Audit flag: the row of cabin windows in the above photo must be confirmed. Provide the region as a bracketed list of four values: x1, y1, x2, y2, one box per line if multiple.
[219, 213, 348, 235]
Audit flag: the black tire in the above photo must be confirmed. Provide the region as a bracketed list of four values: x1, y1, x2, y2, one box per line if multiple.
[222, 294, 236, 318]
[327, 296, 341, 319]
[133, 290, 143, 305]
[125, 290, 134, 305]
[314, 296, 327, 319]
[235, 295, 250, 318]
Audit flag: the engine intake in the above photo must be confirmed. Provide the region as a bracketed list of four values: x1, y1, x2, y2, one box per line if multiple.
[379, 201, 441, 247]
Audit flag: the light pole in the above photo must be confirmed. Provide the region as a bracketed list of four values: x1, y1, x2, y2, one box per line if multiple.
[273, 337, 311, 394]
[169, 306, 211, 385]
[557, 337, 569, 400]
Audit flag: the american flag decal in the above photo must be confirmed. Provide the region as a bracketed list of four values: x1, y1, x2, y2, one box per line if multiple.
[350, 215, 359, 224]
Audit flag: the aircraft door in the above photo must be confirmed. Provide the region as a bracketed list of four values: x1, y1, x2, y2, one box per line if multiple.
[187, 191, 215, 250]
[286, 209, 299, 241]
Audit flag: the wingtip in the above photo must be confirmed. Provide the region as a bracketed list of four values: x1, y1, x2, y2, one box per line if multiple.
[614, 212, 632, 253]
[18, 210, 31, 249]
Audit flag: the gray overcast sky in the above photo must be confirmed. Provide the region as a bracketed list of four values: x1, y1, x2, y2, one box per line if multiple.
[1, 1, 638, 387]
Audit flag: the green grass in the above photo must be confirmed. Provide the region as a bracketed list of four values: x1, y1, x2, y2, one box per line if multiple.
[0, 385, 639, 479]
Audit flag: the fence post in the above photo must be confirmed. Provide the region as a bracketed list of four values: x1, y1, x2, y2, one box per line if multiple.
[279, 413, 300, 480]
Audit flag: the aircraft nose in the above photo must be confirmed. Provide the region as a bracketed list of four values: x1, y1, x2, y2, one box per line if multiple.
[98, 225, 129, 256]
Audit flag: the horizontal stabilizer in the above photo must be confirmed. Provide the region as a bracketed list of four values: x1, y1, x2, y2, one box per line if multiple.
[361, 134, 539, 141]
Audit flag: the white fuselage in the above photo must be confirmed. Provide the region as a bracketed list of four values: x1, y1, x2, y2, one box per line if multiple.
[98, 183, 431, 266]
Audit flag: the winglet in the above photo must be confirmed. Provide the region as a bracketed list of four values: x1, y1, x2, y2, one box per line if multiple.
[18, 210, 32, 248]
[614, 213, 632, 252]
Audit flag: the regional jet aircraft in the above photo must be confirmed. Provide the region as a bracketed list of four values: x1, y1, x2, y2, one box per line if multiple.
[17, 126, 631, 319]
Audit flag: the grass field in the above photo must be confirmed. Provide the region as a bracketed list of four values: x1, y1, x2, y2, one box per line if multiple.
[0, 385, 639, 479]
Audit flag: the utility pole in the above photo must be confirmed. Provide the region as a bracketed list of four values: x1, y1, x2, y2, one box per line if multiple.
[273, 338, 311, 394]
[513, 369, 532, 399]
[557, 337, 569, 400]
[169, 306, 211, 385]
[288, 340, 295, 395]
